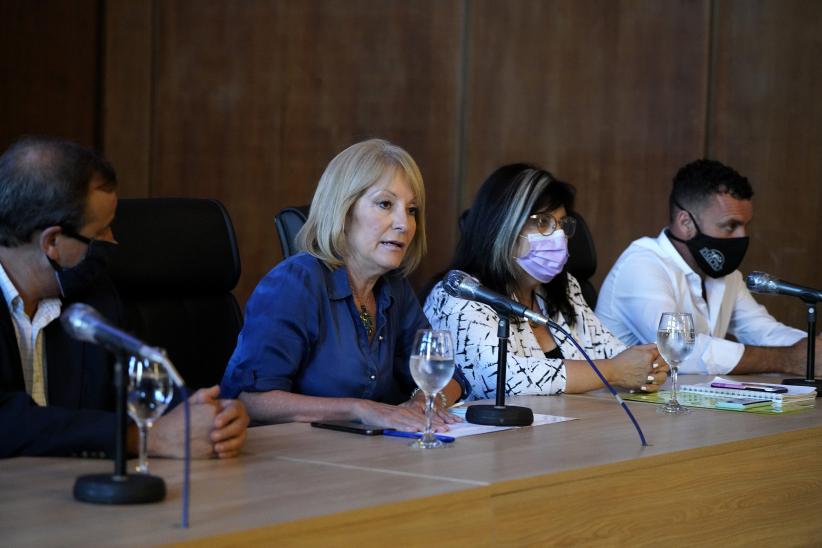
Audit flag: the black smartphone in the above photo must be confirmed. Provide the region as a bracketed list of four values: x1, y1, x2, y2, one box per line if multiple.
[310, 420, 385, 435]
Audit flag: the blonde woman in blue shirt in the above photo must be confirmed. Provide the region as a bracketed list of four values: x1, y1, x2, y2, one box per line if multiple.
[221, 139, 467, 430]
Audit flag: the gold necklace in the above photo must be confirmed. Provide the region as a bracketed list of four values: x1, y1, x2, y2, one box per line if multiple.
[351, 289, 375, 337]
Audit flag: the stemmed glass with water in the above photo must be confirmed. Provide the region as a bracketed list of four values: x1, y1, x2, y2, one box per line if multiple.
[127, 356, 174, 473]
[656, 312, 696, 415]
[409, 329, 455, 449]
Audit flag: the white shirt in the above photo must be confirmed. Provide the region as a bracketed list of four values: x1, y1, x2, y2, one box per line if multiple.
[0, 261, 62, 405]
[424, 274, 626, 400]
[596, 229, 805, 375]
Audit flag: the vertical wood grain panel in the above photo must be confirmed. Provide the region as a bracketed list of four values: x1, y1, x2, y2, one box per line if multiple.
[709, 0, 822, 328]
[463, 0, 710, 292]
[0, 0, 101, 149]
[98, 0, 819, 332]
[150, 0, 464, 302]
[102, 0, 154, 198]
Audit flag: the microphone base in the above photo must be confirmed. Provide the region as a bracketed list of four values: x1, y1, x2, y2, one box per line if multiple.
[74, 473, 166, 504]
[782, 377, 822, 397]
[466, 404, 534, 426]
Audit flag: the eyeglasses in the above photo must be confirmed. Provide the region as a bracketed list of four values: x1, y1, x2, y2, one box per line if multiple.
[526, 213, 576, 237]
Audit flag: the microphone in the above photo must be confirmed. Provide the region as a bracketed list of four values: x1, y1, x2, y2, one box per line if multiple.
[443, 269, 649, 445]
[61, 303, 185, 386]
[746, 271, 822, 303]
[444, 270, 550, 325]
[65, 302, 189, 508]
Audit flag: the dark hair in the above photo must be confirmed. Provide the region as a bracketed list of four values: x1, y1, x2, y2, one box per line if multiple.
[669, 159, 753, 221]
[0, 136, 117, 246]
[449, 163, 577, 326]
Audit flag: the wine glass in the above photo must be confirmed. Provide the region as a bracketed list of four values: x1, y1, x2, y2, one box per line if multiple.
[127, 356, 173, 473]
[409, 330, 455, 449]
[656, 312, 696, 415]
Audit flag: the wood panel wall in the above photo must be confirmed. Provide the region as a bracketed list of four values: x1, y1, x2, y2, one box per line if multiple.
[464, 0, 710, 292]
[2, 0, 820, 331]
[0, 0, 101, 149]
[146, 0, 464, 298]
[708, 0, 822, 328]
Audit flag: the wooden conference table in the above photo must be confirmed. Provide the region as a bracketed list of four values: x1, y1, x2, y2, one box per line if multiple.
[3, 375, 822, 546]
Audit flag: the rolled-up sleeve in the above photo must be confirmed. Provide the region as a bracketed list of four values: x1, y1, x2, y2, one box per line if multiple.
[685, 333, 744, 375]
[220, 261, 318, 398]
[729, 280, 806, 347]
[683, 277, 803, 375]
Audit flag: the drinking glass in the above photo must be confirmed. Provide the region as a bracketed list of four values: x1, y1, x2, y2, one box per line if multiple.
[127, 356, 173, 473]
[656, 312, 696, 415]
[409, 330, 455, 449]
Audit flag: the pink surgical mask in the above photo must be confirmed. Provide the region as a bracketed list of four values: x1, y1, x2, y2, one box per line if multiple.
[515, 231, 569, 283]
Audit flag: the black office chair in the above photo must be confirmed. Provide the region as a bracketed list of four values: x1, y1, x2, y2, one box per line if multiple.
[458, 209, 598, 308]
[565, 211, 598, 309]
[274, 205, 309, 259]
[109, 198, 243, 389]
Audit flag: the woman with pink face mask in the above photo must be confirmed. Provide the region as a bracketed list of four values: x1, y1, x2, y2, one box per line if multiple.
[423, 164, 668, 398]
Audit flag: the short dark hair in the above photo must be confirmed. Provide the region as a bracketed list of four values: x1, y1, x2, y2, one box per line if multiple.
[449, 163, 578, 326]
[669, 159, 753, 221]
[0, 136, 117, 246]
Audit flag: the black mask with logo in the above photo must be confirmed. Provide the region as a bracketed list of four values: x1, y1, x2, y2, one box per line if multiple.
[48, 229, 118, 300]
[665, 200, 749, 279]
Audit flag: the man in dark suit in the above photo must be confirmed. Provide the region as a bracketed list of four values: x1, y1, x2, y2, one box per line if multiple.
[0, 136, 248, 458]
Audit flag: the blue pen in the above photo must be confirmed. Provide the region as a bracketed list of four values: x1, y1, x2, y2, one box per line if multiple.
[383, 430, 455, 443]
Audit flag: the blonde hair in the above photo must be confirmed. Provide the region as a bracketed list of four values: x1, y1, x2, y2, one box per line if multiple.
[296, 139, 426, 275]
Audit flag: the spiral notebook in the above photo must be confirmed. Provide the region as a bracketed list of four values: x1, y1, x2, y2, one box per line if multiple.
[679, 376, 817, 407]
[622, 390, 815, 414]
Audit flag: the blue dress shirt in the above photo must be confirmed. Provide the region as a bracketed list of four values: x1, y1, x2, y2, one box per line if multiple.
[221, 253, 468, 404]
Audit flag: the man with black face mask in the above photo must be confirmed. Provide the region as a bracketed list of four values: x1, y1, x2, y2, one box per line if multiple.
[0, 137, 248, 458]
[596, 159, 818, 376]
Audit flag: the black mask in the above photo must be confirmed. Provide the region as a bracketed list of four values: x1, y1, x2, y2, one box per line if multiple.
[48, 230, 118, 300]
[666, 202, 749, 279]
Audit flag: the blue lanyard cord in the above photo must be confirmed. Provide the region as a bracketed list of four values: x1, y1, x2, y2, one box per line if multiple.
[548, 320, 648, 447]
[180, 386, 191, 528]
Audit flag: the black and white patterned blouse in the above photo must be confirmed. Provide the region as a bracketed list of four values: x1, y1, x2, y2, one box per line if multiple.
[423, 274, 626, 400]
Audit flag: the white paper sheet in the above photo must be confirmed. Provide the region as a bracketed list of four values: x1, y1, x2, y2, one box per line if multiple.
[442, 407, 577, 438]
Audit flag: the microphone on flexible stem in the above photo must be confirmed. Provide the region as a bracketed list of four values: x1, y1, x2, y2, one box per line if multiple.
[745, 271, 822, 304]
[444, 270, 648, 445]
[61, 304, 187, 506]
[746, 272, 822, 394]
[444, 270, 534, 427]
[62, 304, 184, 386]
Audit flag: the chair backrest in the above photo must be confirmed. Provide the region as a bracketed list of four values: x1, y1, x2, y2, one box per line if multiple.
[274, 205, 309, 259]
[458, 209, 598, 308]
[565, 211, 598, 309]
[109, 198, 243, 389]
